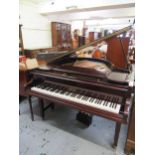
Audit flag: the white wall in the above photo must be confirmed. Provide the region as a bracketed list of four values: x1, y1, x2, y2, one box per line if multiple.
[19, 1, 52, 49]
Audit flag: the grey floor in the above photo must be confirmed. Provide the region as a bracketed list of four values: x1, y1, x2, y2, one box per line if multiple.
[19, 97, 134, 155]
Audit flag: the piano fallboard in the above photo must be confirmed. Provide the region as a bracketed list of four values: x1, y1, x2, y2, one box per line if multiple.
[30, 69, 131, 98]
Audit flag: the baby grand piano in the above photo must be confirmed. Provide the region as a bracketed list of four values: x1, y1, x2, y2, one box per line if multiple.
[26, 25, 135, 148]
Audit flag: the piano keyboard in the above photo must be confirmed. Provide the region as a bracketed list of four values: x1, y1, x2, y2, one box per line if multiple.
[31, 82, 121, 114]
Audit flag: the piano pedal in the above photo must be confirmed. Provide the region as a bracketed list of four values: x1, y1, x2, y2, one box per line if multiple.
[76, 111, 92, 127]
[50, 103, 55, 110]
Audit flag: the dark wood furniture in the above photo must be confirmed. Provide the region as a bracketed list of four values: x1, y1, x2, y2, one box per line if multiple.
[106, 37, 130, 69]
[51, 22, 72, 51]
[78, 36, 86, 47]
[88, 32, 102, 42]
[19, 47, 63, 94]
[19, 24, 27, 97]
[24, 47, 58, 58]
[124, 96, 135, 154]
[88, 32, 102, 43]
[26, 26, 134, 148]
[19, 69, 33, 97]
[89, 32, 95, 42]
[19, 70, 27, 97]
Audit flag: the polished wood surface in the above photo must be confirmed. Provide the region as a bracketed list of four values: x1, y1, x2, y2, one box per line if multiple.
[88, 32, 102, 43]
[89, 32, 95, 42]
[51, 22, 72, 51]
[106, 37, 130, 69]
[19, 69, 33, 97]
[78, 36, 85, 47]
[19, 70, 28, 96]
[124, 97, 135, 154]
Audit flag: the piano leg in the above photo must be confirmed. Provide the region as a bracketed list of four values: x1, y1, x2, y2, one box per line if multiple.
[112, 122, 121, 148]
[39, 98, 45, 120]
[28, 96, 34, 121]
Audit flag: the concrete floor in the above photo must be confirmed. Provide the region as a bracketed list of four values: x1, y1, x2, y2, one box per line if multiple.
[19, 97, 134, 155]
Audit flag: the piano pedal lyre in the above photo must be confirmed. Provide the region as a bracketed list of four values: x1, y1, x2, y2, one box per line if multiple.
[50, 102, 55, 110]
[76, 111, 93, 127]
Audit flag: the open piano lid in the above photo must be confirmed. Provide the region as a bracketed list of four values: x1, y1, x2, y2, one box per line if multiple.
[37, 25, 133, 86]
[37, 25, 132, 63]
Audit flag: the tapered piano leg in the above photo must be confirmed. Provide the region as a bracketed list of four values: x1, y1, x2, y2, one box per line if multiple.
[39, 98, 44, 120]
[112, 122, 121, 148]
[28, 96, 34, 121]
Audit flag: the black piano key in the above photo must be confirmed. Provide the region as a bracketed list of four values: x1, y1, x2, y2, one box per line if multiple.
[105, 96, 109, 106]
[36, 84, 42, 88]
[74, 94, 79, 98]
[91, 98, 95, 102]
[82, 97, 86, 101]
[84, 96, 89, 100]
[102, 101, 105, 105]
[114, 104, 117, 109]
[45, 87, 51, 90]
[67, 93, 72, 96]
[115, 97, 119, 103]
[95, 99, 99, 104]
[60, 90, 65, 94]
[89, 97, 92, 101]
[78, 95, 83, 99]
[90, 98, 94, 103]
[112, 103, 116, 108]
[99, 100, 102, 104]
[58, 89, 62, 93]
[98, 100, 102, 104]
[112, 97, 117, 109]
[81, 96, 86, 100]
[97, 99, 101, 104]
[109, 96, 112, 107]
[65, 92, 70, 95]
[115, 97, 119, 109]
[110, 102, 113, 107]
[105, 101, 108, 106]
[71, 93, 76, 97]
[95, 99, 98, 103]
[90, 98, 94, 102]
[111, 102, 114, 108]
[76, 94, 81, 98]
[57, 90, 62, 93]
[73, 93, 78, 97]
[94, 100, 98, 104]
[103, 101, 107, 106]
[85, 97, 89, 101]
[40, 85, 46, 89]
[111, 98, 115, 108]
[49, 88, 54, 91]
[55, 89, 60, 93]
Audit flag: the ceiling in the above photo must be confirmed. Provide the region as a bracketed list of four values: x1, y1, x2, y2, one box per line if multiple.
[20, 0, 135, 29]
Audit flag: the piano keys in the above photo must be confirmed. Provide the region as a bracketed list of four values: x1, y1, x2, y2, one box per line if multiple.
[31, 81, 121, 114]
